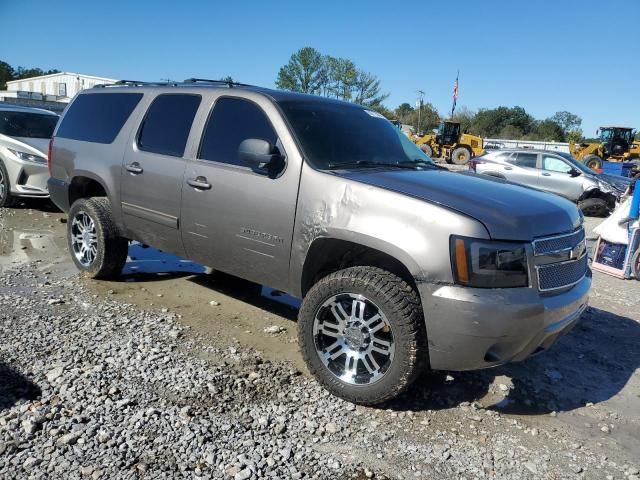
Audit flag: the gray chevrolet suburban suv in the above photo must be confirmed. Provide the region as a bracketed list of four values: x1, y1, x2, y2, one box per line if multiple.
[48, 79, 591, 405]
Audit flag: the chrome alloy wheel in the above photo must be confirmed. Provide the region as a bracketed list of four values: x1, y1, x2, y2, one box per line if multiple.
[313, 293, 395, 385]
[70, 211, 98, 267]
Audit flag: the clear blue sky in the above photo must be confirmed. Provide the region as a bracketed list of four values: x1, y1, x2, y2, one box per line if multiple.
[2, 0, 638, 135]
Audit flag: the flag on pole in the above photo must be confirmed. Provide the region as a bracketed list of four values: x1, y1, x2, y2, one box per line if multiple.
[451, 72, 459, 117]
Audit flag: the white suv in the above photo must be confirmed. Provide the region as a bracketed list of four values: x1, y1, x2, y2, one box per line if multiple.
[0, 104, 59, 207]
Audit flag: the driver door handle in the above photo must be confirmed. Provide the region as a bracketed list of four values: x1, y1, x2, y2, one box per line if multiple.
[542, 172, 551, 176]
[125, 162, 143, 174]
[187, 176, 212, 190]
[504, 166, 513, 170]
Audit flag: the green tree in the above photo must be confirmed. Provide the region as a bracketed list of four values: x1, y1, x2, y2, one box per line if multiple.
[352, 70, 388, 108]
[497, 125, 524, 139]
[530, 119, 565, 141]
[450, 106, 475, 133]
[0, 61, 15, 90]
[276, 47, 325, 94]
[394, 103, 414, 124]
[550, 111, 582, 138]
[410, 102, 440, 134]
[472, 106, 535, 138]
[325, 56, 357, 101]
[566, 129, 583, 143]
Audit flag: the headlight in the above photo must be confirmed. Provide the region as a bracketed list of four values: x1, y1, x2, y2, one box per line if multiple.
[451, 236, 529, 288]
[7, 148, 46, 164]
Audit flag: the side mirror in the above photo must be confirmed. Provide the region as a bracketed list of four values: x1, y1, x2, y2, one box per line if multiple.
[569, 168, 581, 177]
[238, 138, 284, 175]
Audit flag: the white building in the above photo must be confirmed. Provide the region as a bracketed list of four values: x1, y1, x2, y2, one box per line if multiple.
[5, 72, 117, 102]
[1, 71, 118, 113]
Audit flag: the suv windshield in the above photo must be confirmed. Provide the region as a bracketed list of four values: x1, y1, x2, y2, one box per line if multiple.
[279, 100, 435, 170]
[0, 110, 58, 139]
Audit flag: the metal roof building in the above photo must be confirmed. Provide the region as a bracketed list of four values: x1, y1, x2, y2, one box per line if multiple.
[1, 72, 117, 113]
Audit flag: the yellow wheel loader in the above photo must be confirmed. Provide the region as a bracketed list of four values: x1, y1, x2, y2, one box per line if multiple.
[414, 121, 484, 165]
[570, 126, 640, 170]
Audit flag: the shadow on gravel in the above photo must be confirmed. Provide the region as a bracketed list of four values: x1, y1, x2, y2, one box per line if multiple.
[0, 362, 41, 411]
[5, 198, 60, 212]
[190, 272, 300, 321]
[388, 306, 640, 415]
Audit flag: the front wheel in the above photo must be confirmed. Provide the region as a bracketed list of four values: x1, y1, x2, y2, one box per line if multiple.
[578, 197, 610, 217]
[420, 144, 433, 157]
[67, 197, 129, 278]
[298, 267, 427, 405]
[0, 161, 18, 208]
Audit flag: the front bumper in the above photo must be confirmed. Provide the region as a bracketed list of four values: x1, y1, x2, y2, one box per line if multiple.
[7, 158, 49, 198]
[417, 272, 591, 371]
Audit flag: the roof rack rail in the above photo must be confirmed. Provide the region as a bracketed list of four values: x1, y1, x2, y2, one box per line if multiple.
[182, 78, 255, 88]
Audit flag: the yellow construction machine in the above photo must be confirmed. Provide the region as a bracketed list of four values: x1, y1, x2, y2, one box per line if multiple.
[413, 121, 484, 165]
[570, 126, 640, 170]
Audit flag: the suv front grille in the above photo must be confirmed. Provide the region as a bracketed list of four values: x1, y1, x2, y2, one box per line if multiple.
[537, 254, 588, 291]
[533, 228, 585, 255]
[533, 228, 588, 292]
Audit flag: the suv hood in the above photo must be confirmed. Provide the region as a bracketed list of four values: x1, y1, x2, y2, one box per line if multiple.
[343, 169, 582, 241]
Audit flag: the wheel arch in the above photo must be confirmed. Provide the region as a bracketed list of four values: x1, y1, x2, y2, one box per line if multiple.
[68, 171, 111, 206]
[299, 235, 421, 299]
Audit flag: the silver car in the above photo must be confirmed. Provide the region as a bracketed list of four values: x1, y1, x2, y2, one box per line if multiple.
[470, 149, 630, 216]
[48, 81, 591, 405]
[0, 104, 59, 207]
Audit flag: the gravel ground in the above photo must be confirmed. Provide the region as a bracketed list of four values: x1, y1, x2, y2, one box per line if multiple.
[1, 202, 639, 480]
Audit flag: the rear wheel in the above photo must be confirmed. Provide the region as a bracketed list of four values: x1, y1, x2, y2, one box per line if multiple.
[578, 197, 610, 217]
[67, 197, 129, 278]
[0, 161, 18, 208]
[298, 266, 427, 405]
[583, 154, 603, 170]
[451, 147, 471, 165]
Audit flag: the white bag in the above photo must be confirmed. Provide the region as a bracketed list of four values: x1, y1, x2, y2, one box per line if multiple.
[593, 198, 638, 245]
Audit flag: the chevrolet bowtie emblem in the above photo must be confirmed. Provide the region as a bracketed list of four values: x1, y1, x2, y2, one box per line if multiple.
[569, 241, 586, 260]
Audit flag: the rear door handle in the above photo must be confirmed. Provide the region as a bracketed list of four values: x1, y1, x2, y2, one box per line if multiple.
[187, 176, 212, 190]
[125, 162, 143, 174]
[504, 166, 513, 170]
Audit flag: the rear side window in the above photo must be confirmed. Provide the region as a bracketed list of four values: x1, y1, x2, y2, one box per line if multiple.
[56, 93, 142, 143]
[509, 152, 538, 168]
[0, 111, 58, 139]
[137, 94, 201, 157]
[198, 97, 277, 166]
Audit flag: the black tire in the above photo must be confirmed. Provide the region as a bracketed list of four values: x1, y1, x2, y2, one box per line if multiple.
[0, 160, 18, 208]
[451, 147, 471, 165]
[67, 197, 128, 278]
[632, 249, 640, 281]
[578, 197, 610, 217]
[298, 266, 427, 405]
[420, 144, 433, 157]
[583, 154, 603, 170]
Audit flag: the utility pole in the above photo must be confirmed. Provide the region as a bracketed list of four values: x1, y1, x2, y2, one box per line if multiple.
[416, 90, 424, 135]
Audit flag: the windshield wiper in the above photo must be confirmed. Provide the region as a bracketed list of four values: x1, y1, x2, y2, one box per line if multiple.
[327, 160, 418, 170]
[399, 160, 445, 170]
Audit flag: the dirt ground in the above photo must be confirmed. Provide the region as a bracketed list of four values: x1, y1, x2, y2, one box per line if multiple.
[1, 199, 639, 478]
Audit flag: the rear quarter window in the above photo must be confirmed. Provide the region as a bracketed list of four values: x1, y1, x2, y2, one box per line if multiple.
[56, 93, 143, 144]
